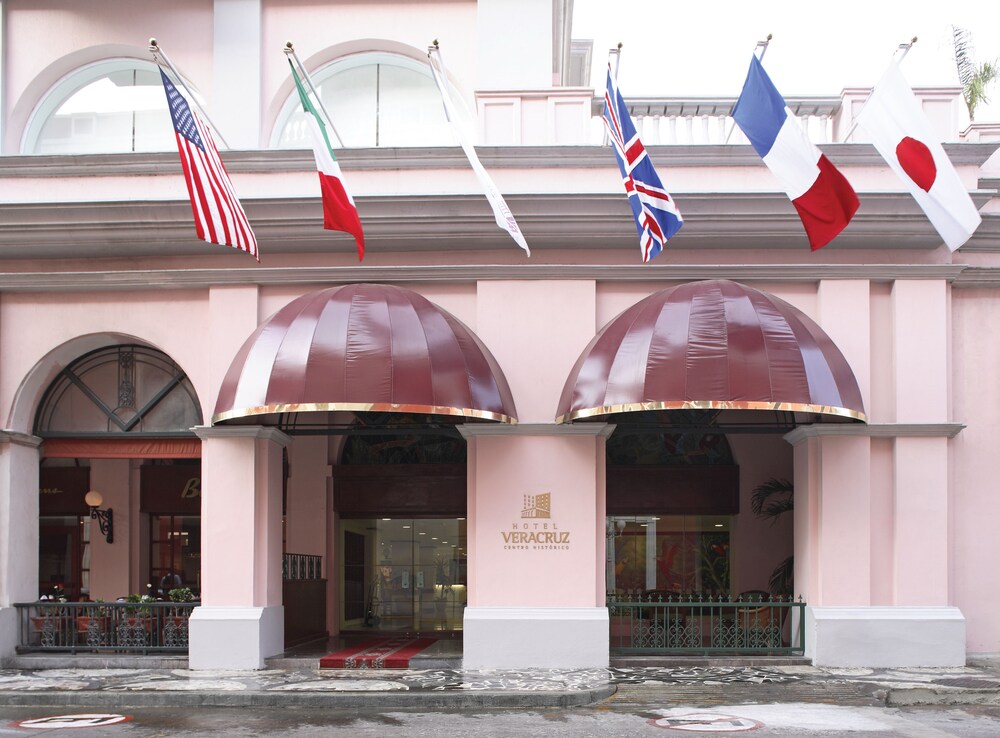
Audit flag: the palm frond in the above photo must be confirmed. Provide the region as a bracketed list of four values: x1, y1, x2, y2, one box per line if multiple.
[953, 26, 976, 86]
[951, 26, 999, 120]
[750, 477, 793, 522]
[768, 555, 794, 596]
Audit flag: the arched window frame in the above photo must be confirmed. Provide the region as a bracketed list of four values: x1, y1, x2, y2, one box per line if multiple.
[34, 344, 203, 437]
[270, 51, 460, 149]
[21, 58, 202, 155]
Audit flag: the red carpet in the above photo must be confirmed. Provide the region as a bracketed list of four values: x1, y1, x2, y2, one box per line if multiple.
[319, 637, 438, 669]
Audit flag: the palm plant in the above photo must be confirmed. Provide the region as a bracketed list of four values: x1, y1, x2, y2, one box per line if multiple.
[751, 477, 794, 596]
[952, 26, 999, 121]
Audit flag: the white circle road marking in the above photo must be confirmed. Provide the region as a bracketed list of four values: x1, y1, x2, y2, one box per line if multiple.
[651, 712, 764, 732]
[15, 714, 132, 729]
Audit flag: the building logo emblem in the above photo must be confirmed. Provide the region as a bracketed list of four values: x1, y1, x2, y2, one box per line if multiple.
[502, 492, 570, 551]
[521, 493, 550, 519]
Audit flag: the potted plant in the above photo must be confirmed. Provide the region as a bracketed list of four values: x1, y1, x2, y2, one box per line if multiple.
[166, 587, 195, 623]
[123, 592, 156, 623]
[31, 589, 68, 635]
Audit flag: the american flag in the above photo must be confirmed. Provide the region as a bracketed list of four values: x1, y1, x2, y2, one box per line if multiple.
[159, 69, 258, 259]
[603, 64, 683, 262]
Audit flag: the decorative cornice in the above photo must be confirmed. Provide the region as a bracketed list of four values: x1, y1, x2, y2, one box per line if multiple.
[0, 430, 44, 448]
[2, 192, 997, 259]
[0, 263, 974, 293]
[192, 425, 292, 447]
[459, 422, 615, 438]
[1, 142, 995, 177]
[784, 422, 965, 444]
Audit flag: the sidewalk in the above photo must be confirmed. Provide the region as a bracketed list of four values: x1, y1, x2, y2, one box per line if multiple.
[1, 658, 1000, 709]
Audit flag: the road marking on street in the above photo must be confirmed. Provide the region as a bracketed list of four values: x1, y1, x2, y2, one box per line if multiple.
[651, 711, 763, 732]
[15, 714, 132, 729]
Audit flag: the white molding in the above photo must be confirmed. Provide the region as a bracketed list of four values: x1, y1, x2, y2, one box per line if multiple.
[0, 431, 43, 449]
[807, 606, 966, 667]
[189, 605, 284, 670]
[785, 423, 965, 445]
[1, 142, 995, 176]
[463, 607, 609, 669]
[0, 264, 975, 294]
[192, 425, 292, 447]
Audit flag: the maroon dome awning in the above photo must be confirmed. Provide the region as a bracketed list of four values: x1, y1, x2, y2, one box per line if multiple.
[556, 280, 866, 424]
[214, 284, 517, 424]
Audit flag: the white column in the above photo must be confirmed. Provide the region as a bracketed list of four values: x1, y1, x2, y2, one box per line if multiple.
[189, 425, 289, 670]
[0, 432, 42, 660]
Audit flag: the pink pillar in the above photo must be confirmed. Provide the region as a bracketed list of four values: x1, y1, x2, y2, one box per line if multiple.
[788, 431, 871, 605]
[460, 424, 610, 669]
[189, 425, 289, 670]
[892, 281, 949, 605]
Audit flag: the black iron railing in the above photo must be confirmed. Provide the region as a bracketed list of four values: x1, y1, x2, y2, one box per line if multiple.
[608, 592, 805, 655]
[14, 601, 198, 654]
[283, 553, 322, 580]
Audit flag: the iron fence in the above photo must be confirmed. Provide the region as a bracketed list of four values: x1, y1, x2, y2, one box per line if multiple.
[14, 601, 198, 654]
[283, 552, 322, 580]
[608, 592, 805, 655]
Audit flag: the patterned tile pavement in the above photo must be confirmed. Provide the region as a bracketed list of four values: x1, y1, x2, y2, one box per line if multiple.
[0, 664, 999, 697]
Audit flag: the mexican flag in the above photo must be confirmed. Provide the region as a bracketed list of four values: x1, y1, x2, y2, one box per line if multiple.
[290, 60, 365, 260]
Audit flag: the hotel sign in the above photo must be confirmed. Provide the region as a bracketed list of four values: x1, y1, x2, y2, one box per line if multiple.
[501, 493, 571, 550]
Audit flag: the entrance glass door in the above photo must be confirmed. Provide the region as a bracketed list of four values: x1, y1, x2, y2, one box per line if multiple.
[345, 518, 467, 633]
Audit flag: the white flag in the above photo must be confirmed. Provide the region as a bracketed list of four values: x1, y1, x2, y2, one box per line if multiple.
[856, 61, 981, 251]
[428, 49, 530, 255]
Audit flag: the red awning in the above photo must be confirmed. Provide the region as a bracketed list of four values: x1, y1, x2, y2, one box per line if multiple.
[556, 280, 866, 423]
[213, 284, 517, 424]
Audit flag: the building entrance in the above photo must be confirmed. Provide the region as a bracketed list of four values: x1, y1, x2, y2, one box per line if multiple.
[340, 517, 467, 633]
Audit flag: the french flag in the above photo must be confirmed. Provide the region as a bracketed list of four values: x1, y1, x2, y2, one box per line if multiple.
[732, 56, 859, 250]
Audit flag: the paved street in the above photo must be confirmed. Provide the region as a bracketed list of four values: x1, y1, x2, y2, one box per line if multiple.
[1, 663, 1000, 735]
[3, 702, 1000, 736]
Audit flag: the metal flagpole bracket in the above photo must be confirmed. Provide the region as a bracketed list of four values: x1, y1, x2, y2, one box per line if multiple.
[148, 37, 232, 150]
[726, 35, 772, 144]
[284, 40, 345, 148]
[755, 34, 773, 61]
[840, 37, 918, 143]
[609, 42, 622, 78]
[896, 36, 918, 63]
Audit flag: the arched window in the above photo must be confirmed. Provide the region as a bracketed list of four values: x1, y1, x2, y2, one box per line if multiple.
[24, 60, 175, 155]
[273, 53, 455, 149]
[34, 345, 202, 436]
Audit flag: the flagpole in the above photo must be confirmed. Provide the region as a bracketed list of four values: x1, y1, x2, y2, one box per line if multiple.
[427, 41, 450, 122]
[725, 35, 772, 144]
[148, 38, 232, 150]
[283, 41, 345, 148]
[841, 37, 918, 142]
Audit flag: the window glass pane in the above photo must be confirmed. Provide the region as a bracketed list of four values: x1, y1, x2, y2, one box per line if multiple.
[376, 64, 453, 147]
[275, 56, 455, 149]
[606, 515, 731, 596]
[34, 69, 172, 154]
[322, 64, 378, 147]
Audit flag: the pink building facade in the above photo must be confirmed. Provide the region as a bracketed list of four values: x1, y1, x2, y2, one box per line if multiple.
[0, 0, 998, 670]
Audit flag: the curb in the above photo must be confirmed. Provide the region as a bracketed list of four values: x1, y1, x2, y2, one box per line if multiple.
[885, 687, 1000, 707]
[0, 685, 616, 710]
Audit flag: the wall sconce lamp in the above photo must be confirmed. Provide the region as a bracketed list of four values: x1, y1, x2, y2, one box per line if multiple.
[84, 490, 114, 544]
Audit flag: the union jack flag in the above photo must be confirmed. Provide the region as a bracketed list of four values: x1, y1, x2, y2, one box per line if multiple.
[160, 69, 258, 260]
[603, 64, 683, 262]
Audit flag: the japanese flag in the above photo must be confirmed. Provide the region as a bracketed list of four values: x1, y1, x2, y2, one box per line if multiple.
[856, 61, 981, 251]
